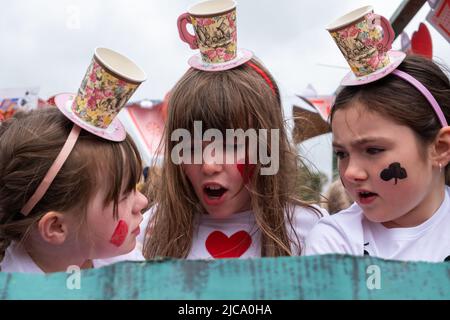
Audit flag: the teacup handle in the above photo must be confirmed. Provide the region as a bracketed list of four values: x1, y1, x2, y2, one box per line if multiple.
[370, 13, 395, 52]
[177, 13, 198, 50]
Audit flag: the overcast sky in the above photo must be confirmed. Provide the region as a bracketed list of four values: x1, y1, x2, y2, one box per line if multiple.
[1, 0, 449, 102]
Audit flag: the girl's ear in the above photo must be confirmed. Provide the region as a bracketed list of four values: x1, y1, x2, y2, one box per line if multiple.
[37, 212, 69, 245]
[431, 126, 450, 167]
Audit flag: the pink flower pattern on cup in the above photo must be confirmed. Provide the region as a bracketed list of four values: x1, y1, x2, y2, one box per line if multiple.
[192, 10, 237, 64]
[72, 59, 139, 128]
[330, 14, 390, 77]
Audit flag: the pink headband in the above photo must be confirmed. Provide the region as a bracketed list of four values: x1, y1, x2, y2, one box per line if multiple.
[20, 125, 81, 216]
[392, 69, 448, 127]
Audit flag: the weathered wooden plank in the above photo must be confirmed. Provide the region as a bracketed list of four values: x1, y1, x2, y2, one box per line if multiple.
[0, 255, 448, 299]
[390, 0, 427, 38]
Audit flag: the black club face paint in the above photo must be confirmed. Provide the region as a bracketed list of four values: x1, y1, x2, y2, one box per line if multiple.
[380, 162, 407, 185]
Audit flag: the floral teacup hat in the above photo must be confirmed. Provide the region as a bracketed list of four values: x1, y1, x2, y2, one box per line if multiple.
[177, 0, 253, 71]
[327, 5, 447, 127]
[20, 47, 146, 215]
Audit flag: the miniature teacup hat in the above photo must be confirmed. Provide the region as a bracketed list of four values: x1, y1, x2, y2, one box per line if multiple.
[326, 5, 403, 84]
[177, 0, 253, 71]
[55, 48, 146, 141]
[20, 47, 146, 215]
[327, 6, 447, 127]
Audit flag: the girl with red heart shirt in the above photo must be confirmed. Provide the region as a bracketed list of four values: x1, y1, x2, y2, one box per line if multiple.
[142, 57, 326, 259]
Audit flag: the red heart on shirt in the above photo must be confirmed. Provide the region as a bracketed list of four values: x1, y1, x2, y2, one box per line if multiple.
[205, 230, 252, 258]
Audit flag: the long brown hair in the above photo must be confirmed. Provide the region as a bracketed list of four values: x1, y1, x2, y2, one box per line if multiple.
[331, 55, 450, 181]
[0, 107, 143, 267]
[144, 58, 321, 258]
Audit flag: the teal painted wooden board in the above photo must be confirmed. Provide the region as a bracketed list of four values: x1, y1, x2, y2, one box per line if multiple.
[0, 255, 449, 299]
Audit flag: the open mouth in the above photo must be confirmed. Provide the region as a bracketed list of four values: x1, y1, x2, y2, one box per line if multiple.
[359, 191, 377, 198]
[357, 190, 378, 204]
[204, 184, 228, 199]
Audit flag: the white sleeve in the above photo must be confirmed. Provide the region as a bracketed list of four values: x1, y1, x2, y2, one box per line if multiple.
[93, 245, 145, 269]
[303, 216, 358, 256]
[289, 205, 329, 255]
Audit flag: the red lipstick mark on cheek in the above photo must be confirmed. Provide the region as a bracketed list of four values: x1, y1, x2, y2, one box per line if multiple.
[110, 220, 129, 247]
[237, 164, 256, 184]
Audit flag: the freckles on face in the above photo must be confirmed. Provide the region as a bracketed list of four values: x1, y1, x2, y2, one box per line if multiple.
[109, 220, 128, 247]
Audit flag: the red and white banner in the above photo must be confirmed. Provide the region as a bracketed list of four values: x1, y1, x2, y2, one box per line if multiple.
[427, 0, 450, 43]
[307, 96, 335, 121]
[126, 100, 165, 157]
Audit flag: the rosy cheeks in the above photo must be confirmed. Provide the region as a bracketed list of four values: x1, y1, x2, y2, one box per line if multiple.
[236, 163, 256, 184]
[109, 220, 129, 247]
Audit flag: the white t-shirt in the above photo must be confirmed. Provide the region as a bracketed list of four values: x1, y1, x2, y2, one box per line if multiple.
[0, 241, 145, 274]
[304, 187, 450, 262]
[142, 205, 326, 259]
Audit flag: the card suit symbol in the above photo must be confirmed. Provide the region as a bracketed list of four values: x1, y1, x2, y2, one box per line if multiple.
[411, 23, 432, 59]
[380, 162, 407, 185]
[364, 242, 370, 256]
[110, 220, 129, 247]
[237, 163, 256, 184]
[205, 230, 252, 258]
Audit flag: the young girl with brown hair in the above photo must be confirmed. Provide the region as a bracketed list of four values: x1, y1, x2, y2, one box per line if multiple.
[0, 47, 149, 272]
[305, 55, 450, 262]
[143, 58, 326, 259]
[0, 108, 148, 272]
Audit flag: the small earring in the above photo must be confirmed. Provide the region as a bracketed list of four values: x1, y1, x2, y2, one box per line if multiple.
[439, 163, 443, 173]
